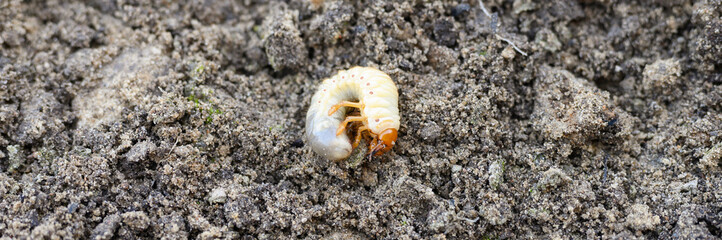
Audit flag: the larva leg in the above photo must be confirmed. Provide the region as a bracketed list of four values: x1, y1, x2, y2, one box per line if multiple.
[352, 126, 369, 148]
[328, 101, 364, 116]
[368, 136, 385, 159]
[336, 116, 364, 136]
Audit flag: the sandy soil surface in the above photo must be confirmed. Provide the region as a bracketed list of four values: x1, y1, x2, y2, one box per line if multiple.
[0, 0, 720, 239]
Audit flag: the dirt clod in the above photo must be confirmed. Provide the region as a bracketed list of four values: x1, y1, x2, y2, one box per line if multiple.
[433, 18, 458, 47]
[625, 204, 661, 231]
[642, 58, 681, 95]
[91, 214, 120, 240]
[263, 4, 307, 72]
[121, 211, 151, 232]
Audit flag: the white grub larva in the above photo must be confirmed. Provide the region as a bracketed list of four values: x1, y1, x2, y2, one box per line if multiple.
[305, 66, 400, 161]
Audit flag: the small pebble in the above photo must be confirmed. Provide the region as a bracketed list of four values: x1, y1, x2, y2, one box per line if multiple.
[208, 188, 227, 204]
[67, 202, 79, 214]
[680, 179, 698, 192]
[501, 46, 516, 60]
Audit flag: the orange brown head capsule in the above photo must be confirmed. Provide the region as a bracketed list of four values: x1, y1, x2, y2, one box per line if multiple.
[370, 128, 397, 156]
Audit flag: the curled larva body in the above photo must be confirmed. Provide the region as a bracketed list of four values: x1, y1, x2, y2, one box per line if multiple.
[306, 66, 400, 161]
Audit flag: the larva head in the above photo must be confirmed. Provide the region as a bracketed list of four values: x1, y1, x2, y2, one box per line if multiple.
[370, 128, 397, 156]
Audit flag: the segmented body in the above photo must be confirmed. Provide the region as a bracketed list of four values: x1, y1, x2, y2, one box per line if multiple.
[305, 67, 400, 161]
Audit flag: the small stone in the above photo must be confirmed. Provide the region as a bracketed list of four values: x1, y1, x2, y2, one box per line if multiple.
[538, 167, 572, 192]
[125, 140, 157, 162]
[680, 179, 698, 192]
[535, 28, 562, 53]
[208, 188, 227, 204]
[7, 145, 24, 173]
[451, 165, 462, 173]
[67, 202, 79, 214]
[501, 46, 516, 59]
[659, 157, 672, 166]
[513, 0, 538, 14]
[488, 160, 504, 189]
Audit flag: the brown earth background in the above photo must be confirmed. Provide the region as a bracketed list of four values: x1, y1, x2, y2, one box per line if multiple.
[0, 0, 721, 239]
